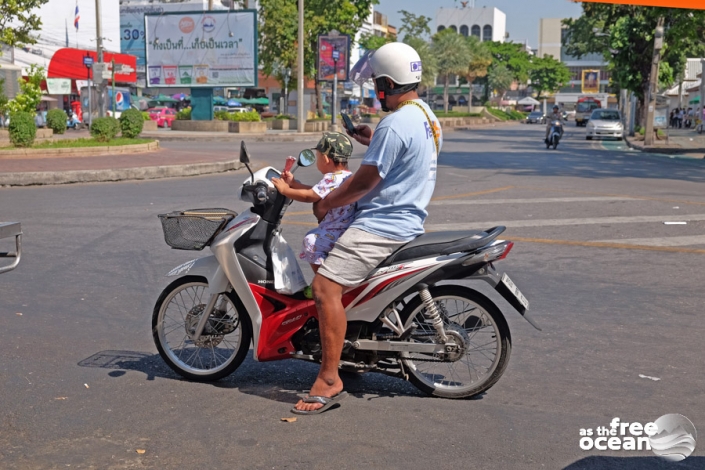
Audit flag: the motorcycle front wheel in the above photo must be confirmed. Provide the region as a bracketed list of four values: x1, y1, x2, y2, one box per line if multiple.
[152, 275, 252, 381]
[399, 286, 511, 399]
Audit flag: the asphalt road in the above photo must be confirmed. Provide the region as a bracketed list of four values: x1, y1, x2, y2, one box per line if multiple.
[1, 123, 704, 469]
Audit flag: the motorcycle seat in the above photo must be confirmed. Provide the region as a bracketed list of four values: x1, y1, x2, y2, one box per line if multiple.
[378, 227, 505, 267]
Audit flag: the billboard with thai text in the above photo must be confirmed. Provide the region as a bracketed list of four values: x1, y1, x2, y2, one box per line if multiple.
[144, 10, 257, 87]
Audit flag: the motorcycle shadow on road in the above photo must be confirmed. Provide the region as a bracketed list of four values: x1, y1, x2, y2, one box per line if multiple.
[77, 350, 432, 405]
[564, 456, 704, 469]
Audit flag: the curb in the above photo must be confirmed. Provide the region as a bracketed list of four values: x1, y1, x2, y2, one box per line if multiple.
[141, 131, 323, 143]
[0, 159, 244, 186]
[0, 141, 160, 159]
[624, 136, 705, 155]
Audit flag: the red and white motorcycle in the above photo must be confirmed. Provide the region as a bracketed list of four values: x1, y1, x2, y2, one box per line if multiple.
[152, 142, 539, 399]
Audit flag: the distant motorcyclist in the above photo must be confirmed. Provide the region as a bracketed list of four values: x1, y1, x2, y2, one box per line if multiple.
[545, 105, 564, 143]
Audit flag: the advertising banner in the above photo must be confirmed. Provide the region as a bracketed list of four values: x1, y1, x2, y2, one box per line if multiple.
[317, 34, 350, 82]
[144, 10, 257, 88]
[46, 78, 72, 95]
[581, 70, 600, 94]
[580, 0, 705, 9]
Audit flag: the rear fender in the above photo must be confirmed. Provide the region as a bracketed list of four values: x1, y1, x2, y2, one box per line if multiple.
[456, 265, 541, 331]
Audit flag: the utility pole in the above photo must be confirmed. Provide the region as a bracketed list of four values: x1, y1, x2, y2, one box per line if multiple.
[331, 43, 340, 131]
[95, 0, 105, 118]
[644, 17, 664, 147]
[297, 0, 305, 132]
[699, 58, 705, 128]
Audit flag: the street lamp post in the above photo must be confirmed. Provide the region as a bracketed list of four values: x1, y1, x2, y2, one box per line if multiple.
[332, 47, 339, 131]
[83, 53, 94, 127]
[644, 17, 665, 147]
[283, 68, 291, 116]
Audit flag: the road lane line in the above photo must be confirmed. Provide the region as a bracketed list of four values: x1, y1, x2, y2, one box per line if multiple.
[508, 236, 705, 255]
[431, 186, 514, 201]
[425, 213, 705, 231]
[515, 185, 705, 207]
[430, 196, 630, 206]
[594, 235, 705, 247]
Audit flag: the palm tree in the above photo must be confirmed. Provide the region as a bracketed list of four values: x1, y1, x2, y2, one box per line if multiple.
[431, 29, 470, 113]
[464, 36, 492, 106]
[488, 64, 513, 104]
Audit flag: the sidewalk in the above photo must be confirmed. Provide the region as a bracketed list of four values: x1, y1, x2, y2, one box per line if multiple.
[0, 120, 515, 187]
[625, 127, 705, 156]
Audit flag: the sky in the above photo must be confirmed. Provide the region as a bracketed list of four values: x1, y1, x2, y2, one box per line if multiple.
[377, 0, 584, 48]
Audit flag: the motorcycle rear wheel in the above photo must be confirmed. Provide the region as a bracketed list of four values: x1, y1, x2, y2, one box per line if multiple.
[399, 286, 511, 399]
[152, 275, 252, 381]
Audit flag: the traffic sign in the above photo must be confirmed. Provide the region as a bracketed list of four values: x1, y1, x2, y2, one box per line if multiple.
[332, 50, 340, 61]
[83, 56, 94, 67]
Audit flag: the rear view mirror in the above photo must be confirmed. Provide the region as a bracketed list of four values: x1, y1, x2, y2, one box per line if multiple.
[239, 141, 251, 164]
[298, 149, 316, 167]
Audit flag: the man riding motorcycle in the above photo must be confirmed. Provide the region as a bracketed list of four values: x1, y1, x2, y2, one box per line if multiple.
[545, 105, 564, 143]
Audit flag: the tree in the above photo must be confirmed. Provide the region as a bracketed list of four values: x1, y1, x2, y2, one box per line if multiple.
[397, 10, 432, 40]
[464, 35, 492, 104]
[488, 64, 513, 103]
[0, 0, 48, 50]
[258, 0, 299, 105]
[7, 64, 44, 114]
[530, 55, 571, 98]
[358, 32, 394, 52]
[563, 4, 705, 124]
[431, 29, 470, 113]
[486, 41, 533, 83]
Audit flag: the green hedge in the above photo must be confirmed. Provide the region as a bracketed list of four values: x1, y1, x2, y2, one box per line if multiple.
[142, 111, 151, 121]
[119, 108, 144, 138]
[215, 110, 261, 122]
[176, 108, 191, 120]
[46, 109, 68, 134]
[8, 112, 36, 147]
[90, 116, 120, 142]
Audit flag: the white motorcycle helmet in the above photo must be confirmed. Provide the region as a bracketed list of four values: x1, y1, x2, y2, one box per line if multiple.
[351, 42, 422, 111]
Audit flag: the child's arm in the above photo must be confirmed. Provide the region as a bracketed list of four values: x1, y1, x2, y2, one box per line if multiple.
[281, 171, 312, 190]
[272, 177, 322, 203]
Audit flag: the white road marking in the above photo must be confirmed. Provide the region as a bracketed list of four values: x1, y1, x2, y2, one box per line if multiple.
[426, 214, 705, 231]
[430, 196, 631, 206]
[594, 235, 705, 247]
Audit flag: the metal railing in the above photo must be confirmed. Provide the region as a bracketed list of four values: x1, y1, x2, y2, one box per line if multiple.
[0, 222, 22, 274]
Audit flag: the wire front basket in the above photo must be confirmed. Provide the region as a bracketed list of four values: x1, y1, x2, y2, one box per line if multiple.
[158, 208, 238, 251]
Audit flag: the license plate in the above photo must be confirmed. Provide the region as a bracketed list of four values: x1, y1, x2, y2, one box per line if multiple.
[501, 273, 529, 310]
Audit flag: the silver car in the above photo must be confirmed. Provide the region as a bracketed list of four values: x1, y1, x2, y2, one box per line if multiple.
[586, 109, 624, 140]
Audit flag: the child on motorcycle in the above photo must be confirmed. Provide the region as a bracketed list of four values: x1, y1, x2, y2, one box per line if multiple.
[271, 132, 355, 276]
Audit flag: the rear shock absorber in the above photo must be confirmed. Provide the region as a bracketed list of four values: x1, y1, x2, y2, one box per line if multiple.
[417, 284, 448, 343]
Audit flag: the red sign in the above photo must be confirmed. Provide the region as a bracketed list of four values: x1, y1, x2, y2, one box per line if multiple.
[580, 0, 705, 8]
[48, 48, 137, 83]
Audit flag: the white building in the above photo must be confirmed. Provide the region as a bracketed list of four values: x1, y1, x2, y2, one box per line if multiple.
[435, 5, 506, 42]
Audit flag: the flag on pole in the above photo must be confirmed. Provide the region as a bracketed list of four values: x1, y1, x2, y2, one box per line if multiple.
[74, 2, 80, 32]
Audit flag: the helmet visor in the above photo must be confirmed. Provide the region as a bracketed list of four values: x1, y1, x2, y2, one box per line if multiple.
[350, 50, 375, 86]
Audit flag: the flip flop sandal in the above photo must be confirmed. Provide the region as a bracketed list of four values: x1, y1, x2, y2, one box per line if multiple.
[291, 391, 349, 415]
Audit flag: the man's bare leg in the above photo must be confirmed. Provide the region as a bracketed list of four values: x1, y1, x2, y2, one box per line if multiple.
[294, 273, 346, 412]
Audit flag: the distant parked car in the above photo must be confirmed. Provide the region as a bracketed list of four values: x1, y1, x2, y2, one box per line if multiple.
[213, 105, 229, 113]
[149, 108, 177, 128]
[526, 111, 545, 124]
[227, 107, 251, 114]
[586, 109, 623, 140]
